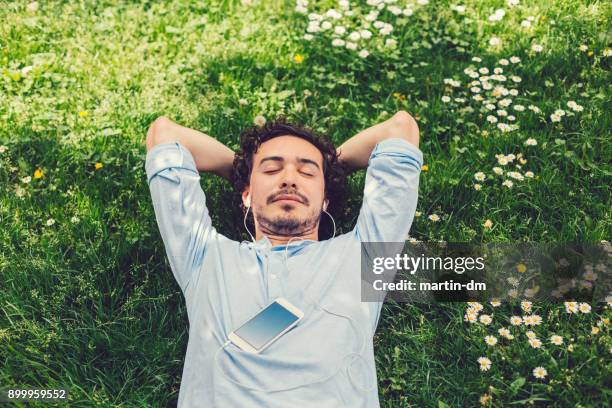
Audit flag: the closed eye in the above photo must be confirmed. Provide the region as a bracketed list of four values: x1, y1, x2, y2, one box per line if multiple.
[263, 169, 315, 176]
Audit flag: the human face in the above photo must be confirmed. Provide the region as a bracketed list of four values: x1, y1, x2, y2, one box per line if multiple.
[243, 135, 326, 238]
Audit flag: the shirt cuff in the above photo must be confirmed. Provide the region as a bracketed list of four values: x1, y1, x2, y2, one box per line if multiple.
[368, 137, 424, 169]
[145, 141, 198, 185]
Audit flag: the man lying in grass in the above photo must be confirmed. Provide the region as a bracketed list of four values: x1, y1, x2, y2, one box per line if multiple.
[144, 111, 422, 407]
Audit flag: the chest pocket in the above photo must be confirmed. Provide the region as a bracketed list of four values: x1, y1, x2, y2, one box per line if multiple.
[213, 243, 375, 401]
[214, 292, 361, 392]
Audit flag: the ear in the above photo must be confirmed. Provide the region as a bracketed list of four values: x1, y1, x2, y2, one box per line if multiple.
[242, 189, 251, 208]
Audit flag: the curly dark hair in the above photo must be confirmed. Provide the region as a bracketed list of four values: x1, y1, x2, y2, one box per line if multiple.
[231, 116, 349, 240]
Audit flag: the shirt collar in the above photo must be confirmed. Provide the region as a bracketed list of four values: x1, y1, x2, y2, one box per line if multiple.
[252, 235, 317, 252]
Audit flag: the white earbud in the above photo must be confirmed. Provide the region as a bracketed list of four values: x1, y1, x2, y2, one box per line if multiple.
[245, 194, 251, 208]
[323, 200, 328, 212]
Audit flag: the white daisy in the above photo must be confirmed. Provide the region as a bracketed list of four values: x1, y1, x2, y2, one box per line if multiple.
[489, 37, 502, 46]
[477, 356, 492, 371]
[533, 366, 547, 379]
[484, 335, 498, 346]
[550, 335, 563, 345]
[253, 115, 267, 127]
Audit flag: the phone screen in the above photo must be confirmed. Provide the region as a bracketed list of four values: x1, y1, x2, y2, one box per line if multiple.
[234, 301, 300, 350]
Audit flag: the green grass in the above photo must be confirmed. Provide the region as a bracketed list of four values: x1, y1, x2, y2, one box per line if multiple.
[1, 0, 610, 406]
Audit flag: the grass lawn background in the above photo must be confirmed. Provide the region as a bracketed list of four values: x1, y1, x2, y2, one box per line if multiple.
[0, 0, 610, 406]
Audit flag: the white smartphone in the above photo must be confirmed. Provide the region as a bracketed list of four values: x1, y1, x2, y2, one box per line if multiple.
[228, 298, 304, 354]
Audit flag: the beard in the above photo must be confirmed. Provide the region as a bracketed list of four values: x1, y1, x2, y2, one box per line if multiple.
[255, 203, 320, 237]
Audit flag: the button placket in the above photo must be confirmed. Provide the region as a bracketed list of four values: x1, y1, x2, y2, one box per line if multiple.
[267, 254, 283, 299]
[262, 252, 271, 301]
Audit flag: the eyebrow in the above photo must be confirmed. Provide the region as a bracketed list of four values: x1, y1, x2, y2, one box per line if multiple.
[258, 156, 321, 170]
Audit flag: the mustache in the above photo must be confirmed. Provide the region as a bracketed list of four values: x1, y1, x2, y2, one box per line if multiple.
[268, 190, 309, 205]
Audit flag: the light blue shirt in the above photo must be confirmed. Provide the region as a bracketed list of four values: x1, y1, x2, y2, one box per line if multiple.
[145, 137, 423, 407]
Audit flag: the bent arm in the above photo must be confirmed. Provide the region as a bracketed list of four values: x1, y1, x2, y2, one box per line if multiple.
[146, 116, 235, 182]
[336, 110, 420, 173]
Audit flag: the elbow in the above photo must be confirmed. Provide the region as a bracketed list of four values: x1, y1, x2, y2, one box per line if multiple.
[388, 110, 420, 148]
[146, 116, 173, 151]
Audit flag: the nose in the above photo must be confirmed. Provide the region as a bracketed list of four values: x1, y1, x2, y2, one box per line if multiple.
[279, 166, 298, 189]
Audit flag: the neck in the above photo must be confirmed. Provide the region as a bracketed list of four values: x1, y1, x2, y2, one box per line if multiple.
[256, 226, 319, 247]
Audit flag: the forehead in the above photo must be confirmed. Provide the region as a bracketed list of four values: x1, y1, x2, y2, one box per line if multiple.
[254, 135, 323, 166]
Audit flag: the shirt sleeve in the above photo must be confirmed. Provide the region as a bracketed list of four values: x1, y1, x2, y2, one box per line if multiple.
[353, 138, 423, 335]
[145, 141, 213, 294]
[354, 137, 423, 243]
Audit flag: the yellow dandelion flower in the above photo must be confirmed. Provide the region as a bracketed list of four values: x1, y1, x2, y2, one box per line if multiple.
[587, 51, 593, 57]
[95, 162, 103, 170]
[421, 164, 429, 171]
[483, 219, 493, 229]
[479, 393, 492, 406]
[79, 110, 88, 117]
[516, 263, 527, 273]
[591, 326, 600, 335]
[33, 168, 43, 179]
[294, 54, 305, 64]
